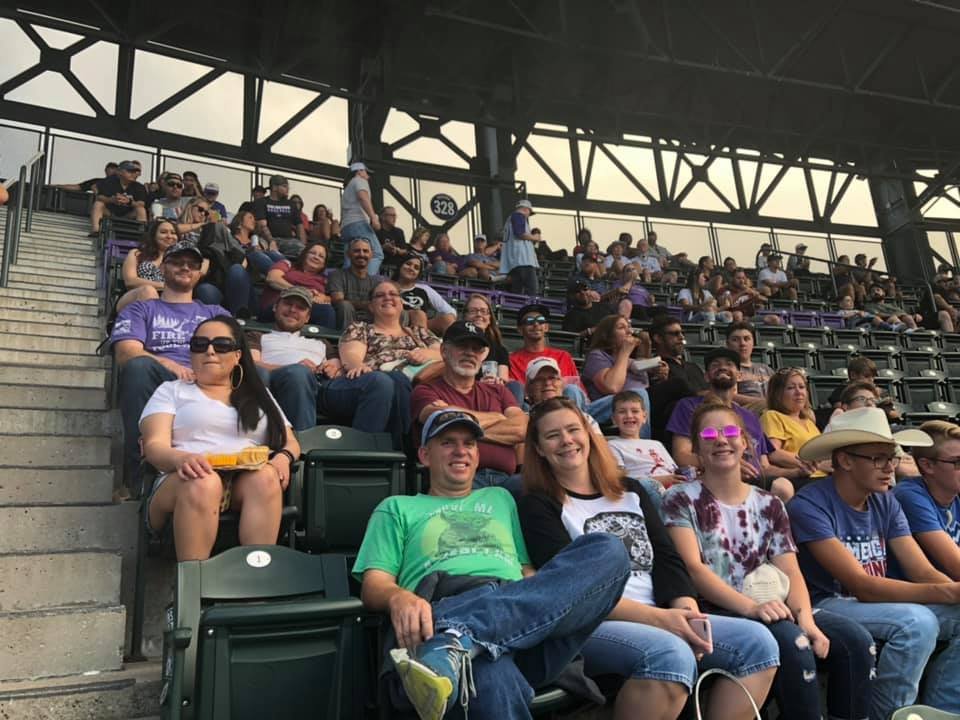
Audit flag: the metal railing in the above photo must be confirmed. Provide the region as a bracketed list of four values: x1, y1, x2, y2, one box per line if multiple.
[0, 151, 45, 287]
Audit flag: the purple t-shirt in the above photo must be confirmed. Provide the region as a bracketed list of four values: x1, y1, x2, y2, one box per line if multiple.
[787, 477, 911, 602]
[428, 249, 465, 271]
[665, 396, 772, 474]
[582, 350, 650, 401]
[109, 299, 229, 367]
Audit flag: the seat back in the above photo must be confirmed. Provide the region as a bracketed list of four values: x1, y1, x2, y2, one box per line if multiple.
[164, 546, 364, 720]
[296, 426, 406, 554]
[903, 378, 944, 409]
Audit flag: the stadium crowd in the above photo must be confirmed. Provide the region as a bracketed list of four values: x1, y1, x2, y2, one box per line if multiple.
[76, 156, 960, 719]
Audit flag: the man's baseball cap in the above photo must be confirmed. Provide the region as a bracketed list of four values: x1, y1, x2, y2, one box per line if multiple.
[703, 347, 741, 369]
[442, 321, 490, 348]
[252, 185, 266, 193]
[118, 161, 139, 172]
[474, 234, 487, 242]
[517, 303, 550, 325]
[268, 174, 288, 187]
[516, 199, 535, 214]
[163, 241, 203, 261]
[203, 182, 220, 195]
[525, 356, 561, 383]
[349, 161, 372, 173]
[796, 243, 807, 250]
[421, 409, 484, 445]
[279, 286, 313, 307]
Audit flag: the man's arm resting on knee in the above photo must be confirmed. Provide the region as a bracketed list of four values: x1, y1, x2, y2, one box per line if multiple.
[362, 569, 434, 649]
[114, 339, 193, 380]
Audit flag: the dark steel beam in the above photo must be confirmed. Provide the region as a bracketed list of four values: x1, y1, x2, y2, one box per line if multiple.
[911, 156, 960, 211]
[259, 93, 328, 149]
[135, 68, 226, 125]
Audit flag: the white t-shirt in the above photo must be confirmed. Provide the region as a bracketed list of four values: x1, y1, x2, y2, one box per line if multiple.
[607, 437, 678, 478]
[758, 268, 787, 287]
[139, 380, 290, 455]
[676, 288, 715, 306]
[260, 331, 327, 367]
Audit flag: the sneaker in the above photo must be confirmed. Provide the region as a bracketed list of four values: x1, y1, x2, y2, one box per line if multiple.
[390, 632, 476, 720]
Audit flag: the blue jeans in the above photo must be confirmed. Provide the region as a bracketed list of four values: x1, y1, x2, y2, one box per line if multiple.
[317, 370, 411, 448]
[817, 597, 960, 720]
[118, 356, 176, 488]
[341, 220, 384, 276]
[247, 249, 284, 275]
[424, 533, 631, 720]
[582, 613, 778, 691]
[473, 468, 523, 498]
[258, 303, 337, 330]
[564, 385, 651, 438]
[195, 264, 254, 315]
[764, 610, 874, 720]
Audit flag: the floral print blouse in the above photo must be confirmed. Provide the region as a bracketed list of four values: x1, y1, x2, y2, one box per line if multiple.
[339, 322, 439, 369]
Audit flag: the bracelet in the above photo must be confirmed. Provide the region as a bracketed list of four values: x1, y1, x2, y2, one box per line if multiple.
[269, 448, 296, 466]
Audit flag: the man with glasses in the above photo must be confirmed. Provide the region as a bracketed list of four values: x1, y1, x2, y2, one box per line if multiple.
[109, 241, 228, 489]
[647, 315, 708, 442]
[90, 160, 147, 236]
[328, 238, 386, 328]
[253, 174, 306, 258]
[378, 206, 408, 269]
[788, 408, 960, 720]
[151, 172, 189, 220]
[895, 420, 960, 580]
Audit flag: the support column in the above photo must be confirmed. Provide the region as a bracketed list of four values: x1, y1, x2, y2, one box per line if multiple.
[869, 168, 934, 283]
[474, 125, 516, 239]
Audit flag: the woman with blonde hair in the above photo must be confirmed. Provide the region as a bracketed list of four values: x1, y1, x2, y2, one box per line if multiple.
[762, 368, 830, 487]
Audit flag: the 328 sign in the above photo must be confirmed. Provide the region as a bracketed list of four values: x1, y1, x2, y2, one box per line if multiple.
[430, 193, 458, 221]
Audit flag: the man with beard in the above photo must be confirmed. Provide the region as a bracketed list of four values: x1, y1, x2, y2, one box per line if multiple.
[253, 174, 306, 258]
[327, 238, 385, 327]
[412, 321, 526, 495]
[247, 286, 401, 436]
[109, 241, 228, 487]
[724, 268, 778, 324]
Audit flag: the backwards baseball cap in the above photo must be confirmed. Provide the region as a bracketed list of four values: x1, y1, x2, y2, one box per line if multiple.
[118, 161, 139, 172]
[203, 182, 220, 194]
[442, 321, 490, 348]
[704, 347, 741, 369]
[517, 303, 550, 325]
[516, 199, 535, 214]
[268, 174, 288, 187]
[421, 409, 484, 445]
[349, 161, 372, 173]
[525, 356, 561, 383]
[163, 240, 203, 261]
[279, 286, 313, 307]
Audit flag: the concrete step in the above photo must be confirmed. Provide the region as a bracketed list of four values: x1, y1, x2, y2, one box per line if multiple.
[0, 348, 108, 369]
[0, 320, 103, 340]
[0, 604, 125, 680]
[0, 551, 121, 612]
[0, 408, 116, 436]
[0, 660, 161, 719]
[0, 365, 107, 389]
[10, 280, 100, 299]
[16, 250, 97, 268]
[0, 435, 111, 468]
[11, 270, 98, 290]
[11, 264, 99, 282]
[0, 296, 100, 315]
[0, 287, 98, 306]
[0, 383, 107, 410]
[0, 466, 114, 505]
[0, 332, 102, 355]
[3, 231, 96, 248]
[0, 307, 102, 328]
[0, 502, 131, 553]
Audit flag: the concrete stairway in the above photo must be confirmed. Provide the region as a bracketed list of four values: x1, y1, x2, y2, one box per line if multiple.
[0, 209, 160, 719]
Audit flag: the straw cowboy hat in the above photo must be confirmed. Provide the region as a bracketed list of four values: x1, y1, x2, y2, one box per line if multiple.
[798, 407, 932, 462]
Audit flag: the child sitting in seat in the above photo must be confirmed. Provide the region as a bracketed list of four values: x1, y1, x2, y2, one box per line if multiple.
[605, 391, 683, 499]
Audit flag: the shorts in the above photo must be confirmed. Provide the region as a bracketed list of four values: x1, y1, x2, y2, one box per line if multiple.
[145, 470, 237, 533]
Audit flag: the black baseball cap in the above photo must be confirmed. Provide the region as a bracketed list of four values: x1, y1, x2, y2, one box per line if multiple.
[443, 321, 490, 348]
[704, 347, 741, 369]
[517, 303, 550, 326]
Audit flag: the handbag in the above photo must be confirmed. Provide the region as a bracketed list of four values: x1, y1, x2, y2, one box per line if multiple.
[741, 562, 791, 603]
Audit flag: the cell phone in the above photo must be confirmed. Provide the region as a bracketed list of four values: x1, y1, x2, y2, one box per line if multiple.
[689, 618, 713, 654]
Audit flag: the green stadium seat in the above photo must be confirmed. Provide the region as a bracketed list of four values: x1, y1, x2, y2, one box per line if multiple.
[866, 330, 901, 349]
[775, 345, 816, 371]
[941, 333, 960, 351]
[903, 331, 942, 350]
[160, 545, 365, 720]
[902, 348, 941, 375]
[808, 376, 845, 408]
[902, 377, 944, 409]
[294, 425, 406, 555]
[859, 347, 900, 371]
[830, 329, 869, 348]
[756, 325, 793, 346]
[942, 353, 960, 377]
[794, 327, 831, 347]
[814, 346, 856, 372]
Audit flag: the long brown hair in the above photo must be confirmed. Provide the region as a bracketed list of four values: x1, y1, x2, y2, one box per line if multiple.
[464, 293, 503, 346]
[690, 401, 748, 455]
[523, 397, 624, 504]
[766, 368, 815, 421]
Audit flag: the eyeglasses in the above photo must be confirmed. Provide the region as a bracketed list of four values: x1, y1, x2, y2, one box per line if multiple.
[465, 307, 491, 317]
[844, 450, 900, 469]
[164, 258, 202, 270]
[189, 336, 239, 354]
[166, 182, 183, 188]
[530, 373, 561, 384]
[928, 457, 960, 470]
[371, 291, 401, 300]
[522, 316, 548, 326]
[846, 395, 878, 407]
[698, 425, 742, 441]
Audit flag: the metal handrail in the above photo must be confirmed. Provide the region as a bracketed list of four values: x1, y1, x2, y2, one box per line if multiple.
[1, 151, 45, 288]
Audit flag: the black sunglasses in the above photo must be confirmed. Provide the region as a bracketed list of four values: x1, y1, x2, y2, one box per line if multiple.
[166, 181, 183, 188]
[189, 336, 239, 354]
[522, 315, 548, 326]
[195, 207, 210, 215]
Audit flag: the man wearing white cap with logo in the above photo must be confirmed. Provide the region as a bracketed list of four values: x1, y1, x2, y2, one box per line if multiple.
[787, 407, 960, 720]
[341, 161, 384, 275]
[500, 199, 539, 296]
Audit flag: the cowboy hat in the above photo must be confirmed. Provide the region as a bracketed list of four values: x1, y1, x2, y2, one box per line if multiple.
[798, 407, 932, 462]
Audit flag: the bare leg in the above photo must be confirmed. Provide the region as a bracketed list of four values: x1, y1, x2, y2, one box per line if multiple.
[614, 678, 687, 720]
[939, 310, 955, 332]
[705, 667, 776, 720]
[90, 201, 106, 233]
[149, 471, 223, 561]
[770, 476, 795, 503]
[134, 205, 148, 222]
[232, 467, 283, 546]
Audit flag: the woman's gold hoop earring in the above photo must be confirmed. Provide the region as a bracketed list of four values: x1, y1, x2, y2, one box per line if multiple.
[231, 364, 244, 389]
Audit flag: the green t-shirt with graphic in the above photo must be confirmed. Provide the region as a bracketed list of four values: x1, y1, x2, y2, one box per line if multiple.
[352, 487, 530, 591]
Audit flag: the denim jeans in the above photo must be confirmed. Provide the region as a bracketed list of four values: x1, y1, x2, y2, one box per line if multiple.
[582, 613, 779, 691]
[341, 220, 384, 276]
[427, 533, 631, 720]
[764, 610, 874, 720]
[817, 597, 960, 720]
[246, 249, 284, 275]
[316, 369, 411, 448]
[258, 303, 337, 330]
[508, 266, 538, 296]
[563, 385, 651, 438]
[473, 468, 523, 498]
[195, 264, 253, 315]
[118, 356, 176, 489]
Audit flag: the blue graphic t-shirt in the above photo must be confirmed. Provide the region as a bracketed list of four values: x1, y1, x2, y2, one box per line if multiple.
[787, 476, 911, 602]
[893, 476, 960, 572]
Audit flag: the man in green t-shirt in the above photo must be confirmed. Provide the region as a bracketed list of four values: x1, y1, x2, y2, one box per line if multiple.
[353, 409, 630, 720]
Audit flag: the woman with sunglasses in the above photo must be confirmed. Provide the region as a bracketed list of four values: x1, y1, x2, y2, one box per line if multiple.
[762, 369, 830, 489]
[116, 218, 183, 312]
[259, 242, 336, 329]
[520, 397, 779, 720]
[391, 255, 457, 335]
[140, 316, 299, 561]
[662, 402, 875, 720]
